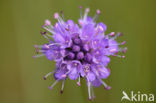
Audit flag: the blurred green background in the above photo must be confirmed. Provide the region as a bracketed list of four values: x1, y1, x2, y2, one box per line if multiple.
[0, 0, 156, 103]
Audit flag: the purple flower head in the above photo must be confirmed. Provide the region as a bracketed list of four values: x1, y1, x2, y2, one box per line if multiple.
[33, 7, 127, 100]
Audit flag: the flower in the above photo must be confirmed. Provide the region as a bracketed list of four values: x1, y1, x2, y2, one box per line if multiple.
[33, 7, 127, 100]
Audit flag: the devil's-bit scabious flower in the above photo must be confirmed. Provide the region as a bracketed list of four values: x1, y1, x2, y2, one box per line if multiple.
[33, 7, 127, 100]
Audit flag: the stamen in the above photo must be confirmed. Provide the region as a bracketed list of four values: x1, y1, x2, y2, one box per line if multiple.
[83, 8, 90, 20]
[60, 10, 65, 21]
[60, 80, 65, 94]
[34, 45, 43, 48]
[42, 20, 55, 34]
[54, 13, 59, 19]
[43, 71, 54, 80]
[110, 32, 122, 40]
[38, 50, 46, 53]
[96, 9, 101, 15]
[109, 41, 126, 46]
[42, 26, 55, 34]
[34, 46, 39, 54]
[79, 6, 83, 19]
[40, 31, 51, 41]
[113, 54, 125, 58]
[105, 86, 112, 90]
[34, 45, 49, 52]
[45, 33, 53, 38]
[53, 12, 65, 26]
[91, 86, 95, 100]
[122, 47, 127, 53]
[48, 43, 63, 46]
[65, 27, 70, 31]
[87, 82, 92, 100]
[93, 9, 101, 21]
[54, 23, 65, 34]
[100, 79, 111, 90]
[45, 19, 51, 26]
[121, 41, 126, 45]
[110, 32, 123, 40]
[40, 31, 47, 35]
[48, 80, 59, 90]
[117, 32, 123, 36]
[109, 32, 115, 37]
[85, 8, 90, 13]
[118, 47, 127, 53]
[77, 75, 81, 86]
[32, 54, 45, 58]
[98, 68, 109, 74]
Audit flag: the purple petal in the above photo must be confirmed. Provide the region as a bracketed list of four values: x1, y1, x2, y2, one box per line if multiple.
[66, 20, 79, 37]
[96, 22, 107, 33]
[103, 40, 118, 55]
[67, 61, 82, 80]
[78, 16, 94, 26]
[93, 56, 110, 66]
[98, 67, 110, 79]
[80, 23, 95, 40]
[91, 78, 102, 87]
[68, 69, 79, 80]
[87, 72, 96, 82]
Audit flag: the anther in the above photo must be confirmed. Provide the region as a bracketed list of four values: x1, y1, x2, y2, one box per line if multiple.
[105, 86, 112, 90]
[98, 25, 104, 31]
[79, 6, 83, 9]
[60, 90, 63, 94]
[122, 55, 125, 58]
[117, 32, 123, 36]
[60, 10, 65, 20]
[40, 31, 46, 35]
[65, 28, 70, 31]
[122, 47, 127, 53]
[34, 46, 39, 54]
[48, 80, 59, 90]
[109, 32, 115, 37]
[85, 8, 90, 13]
[43, 72, 53, 80]
[121, 41, 126, 45]
[40, 31, 51, 41]
[88, 98, 92, 101]
[96, 9, 101, 15]
[77, 75, 81, 86]
[48, 86, 53, 90]
[77, 82, 81, 86]
[79, 6, 83, 19]
[60, 80, 65, 94]
[45, 19, 51, 26]
[54, 13, 59, 19]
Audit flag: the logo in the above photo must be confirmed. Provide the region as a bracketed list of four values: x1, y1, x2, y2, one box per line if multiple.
[121, 91, 154, 102]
